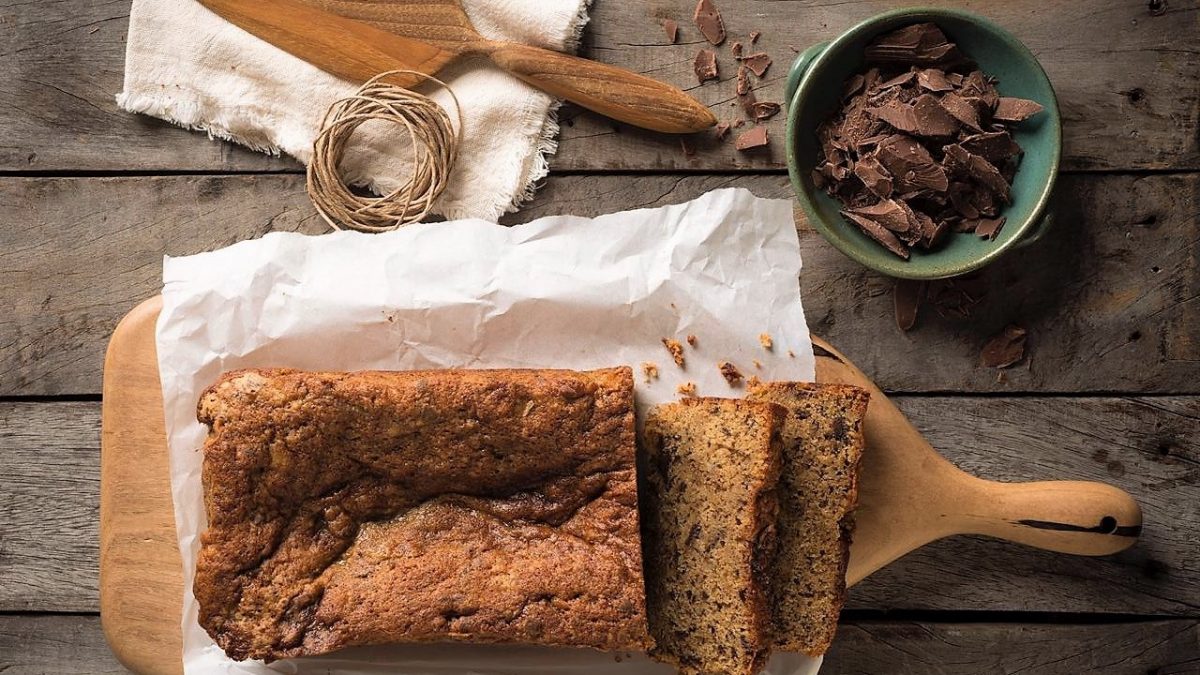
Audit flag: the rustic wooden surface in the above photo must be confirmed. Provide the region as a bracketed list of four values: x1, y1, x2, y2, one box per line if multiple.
[2, 0, 1198, 671]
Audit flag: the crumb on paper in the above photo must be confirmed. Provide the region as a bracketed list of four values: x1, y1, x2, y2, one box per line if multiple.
[747, 375, 762, 387]
[759, 332, 774, 350]
[686, 334, 698, 347]
[787, 349, 795, 358]
[677, 382, 698, 397]
[752, 359, 762, 369]
[662, 338, 686, 367]
[718, 361, 743, 386]
[641, 362, 660, 383]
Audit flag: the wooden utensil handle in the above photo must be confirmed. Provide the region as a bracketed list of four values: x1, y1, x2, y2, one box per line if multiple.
[485, 42, 717, 134]
[959, 478, 1142, 556]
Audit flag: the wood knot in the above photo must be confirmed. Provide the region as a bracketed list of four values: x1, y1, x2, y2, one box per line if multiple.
[1147, 0, 1168, 15]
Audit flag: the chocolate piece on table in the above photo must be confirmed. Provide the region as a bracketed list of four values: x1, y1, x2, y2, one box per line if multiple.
[981, 324, 1027, 369]
[693, 49, 719, 83]
[893, 279, 924, 331]
[973, 216, 1006, 240]
[741, 52, 772, 77]
[734, 125, 769, 151]
[663, 19, 678, 44]
[736, 64, 752, 95]
[731, 41, 743, 58]
[994, 97, 1045, 122]
[749, 30, 761, 43]
[715, 121, 731, 139]
[750, 101, 781, 120]
[842, 211, 911, 259]
[693, 0, 726, 46]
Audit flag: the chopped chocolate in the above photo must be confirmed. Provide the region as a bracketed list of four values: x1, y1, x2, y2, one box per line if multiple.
[718, 361, 744, 385]
[663, 18, 678, 44]
[741, 52, 772, 77]
[662, 338, 686, 367]
[749, 30, 761, 43]
[893, 279, 924, 331]
[736, 64, 752, 96]
[735, 125, 769, 150]
[980, 324, 1027, 368]
[731, 40, 743, 58]
[693, 0, 726, 46]
[715, 121, 731, 139]
[759, 333, 773, 350]
[812, 22, 1042, 259]
[994, 97, 1044, 122]
[973, 216, 1006, 240]
[750, 101, 781, 120]
[693, 48, 719, 83]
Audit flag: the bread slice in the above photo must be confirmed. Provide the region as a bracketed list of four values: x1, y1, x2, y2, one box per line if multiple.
[747, 381, 869, 656]
[639, 397, 786, 675]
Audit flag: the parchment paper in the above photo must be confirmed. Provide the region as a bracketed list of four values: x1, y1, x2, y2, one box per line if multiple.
[157, 188, 821, 675]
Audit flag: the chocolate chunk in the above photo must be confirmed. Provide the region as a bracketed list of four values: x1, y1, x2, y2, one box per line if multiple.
[734, 125, 769, 150]
[968, 154, 1011, 203]
[663, 19, 678, 44]
[961, 71, 999, 109]
[749, 30, 761, 43]
[852, 155, 894, 198]
[693, 49, 719, 83]
[910, 94, 960, 136]
[994, 97, 1044, 122]
[893, 279, 924, 331]
[917, 68, 954, 92]
[876, 135, 949, 192]
[843, 211, 911, 259]
[843, 74, 866, 99]
[948, 182, 980, 219]
[693, 0, 726, 45]
[736, 64, 752, 95]
[731, 41, 743, 58]
[973, 216, 1006, 240]
[877, 71, 917, 90]
[741, 52, 772, 77]
[850, 200, 920, 242]
[981, 324, 1026, 368]
[715, 121, 731, 139]
[939, 93, 984, 131]
[750, 101, 781, 120]
[865, 23, 965, 65]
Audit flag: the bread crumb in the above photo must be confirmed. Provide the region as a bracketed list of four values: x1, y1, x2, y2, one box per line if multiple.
[787, 349, 796, 358]
[759, 333, 774, 350]
[752, 359, 762, 369]
[676, 382, 698, 397]
[662, 338, 686, 368]
[686, 334, 698, 347]
[641, 362, 659, 383]
[747, 375, 762, 387]
[718, 361, 743, 386]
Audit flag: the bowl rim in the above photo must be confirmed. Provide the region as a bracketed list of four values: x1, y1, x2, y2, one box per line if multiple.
[785, 7, 1063, 280]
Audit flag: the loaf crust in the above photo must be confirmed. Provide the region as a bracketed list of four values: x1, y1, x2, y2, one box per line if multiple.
[195, 367, 653, 662]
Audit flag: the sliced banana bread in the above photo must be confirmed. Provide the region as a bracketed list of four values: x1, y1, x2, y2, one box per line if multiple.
[640, 397, 786, 675]
[747, 381, 870, 656]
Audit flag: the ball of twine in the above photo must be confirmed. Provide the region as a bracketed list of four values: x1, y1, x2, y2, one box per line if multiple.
[306, 70, 462, 233]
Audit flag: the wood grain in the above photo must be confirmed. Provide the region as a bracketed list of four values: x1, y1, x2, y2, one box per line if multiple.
[0, 0, 1196, 171]
[3, 395, 1195, 615]
[0, 614, 1195, 675]
[1, 173, 1196, 396]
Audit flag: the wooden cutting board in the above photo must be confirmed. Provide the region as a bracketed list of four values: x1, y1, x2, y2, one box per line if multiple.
[100, 297, 1141, 674]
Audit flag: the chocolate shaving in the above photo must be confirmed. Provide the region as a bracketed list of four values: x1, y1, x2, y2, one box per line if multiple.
[980, 324, 1027, 368]
[994, 97, 1044, 122]
[741, 52, 772, 77]
[750, 101, 781, 120]
[693, 49, 719, 83]
[813, 22, 1042, 260]
[663, 19, 678, 44]
[715, 121, 731, 139]
[693, 0, 726, 46]
[750, 30, 761, 43]
[893, 279, 924, 331]
[734, 125, 768, 151]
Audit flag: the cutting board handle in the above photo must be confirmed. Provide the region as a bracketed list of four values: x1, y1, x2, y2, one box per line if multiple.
[954, 477, 1142, 556]
[484, 42, 717, 134]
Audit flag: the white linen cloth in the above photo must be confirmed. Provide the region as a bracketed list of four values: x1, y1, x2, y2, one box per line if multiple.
[156, 188, 821, 674]
[118, 0, 591, 220]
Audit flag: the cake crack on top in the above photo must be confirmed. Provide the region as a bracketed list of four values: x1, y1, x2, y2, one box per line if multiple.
[195, 367, 651, 662]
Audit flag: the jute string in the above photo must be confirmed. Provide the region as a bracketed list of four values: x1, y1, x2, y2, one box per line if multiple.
[306, 71, 462, 233]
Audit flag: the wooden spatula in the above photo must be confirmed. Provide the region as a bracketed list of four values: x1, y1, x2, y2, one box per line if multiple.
[810, 337, 1142, 585]
[196, 0, 717, 134]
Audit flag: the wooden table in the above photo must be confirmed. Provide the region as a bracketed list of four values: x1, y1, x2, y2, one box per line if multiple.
[1, 0, 1197, 672]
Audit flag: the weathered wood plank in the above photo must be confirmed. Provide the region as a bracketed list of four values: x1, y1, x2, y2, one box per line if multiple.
[1, 614, 1196, 674]
[2, 173, 1196, 396]
[3, 396, 1196, 614]
[0, 0, 1195, 172]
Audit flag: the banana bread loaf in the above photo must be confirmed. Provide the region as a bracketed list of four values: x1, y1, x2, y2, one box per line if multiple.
[639, 397, 785, 675]
[747, 381, 869, 656]
[195, 367, 653, 662]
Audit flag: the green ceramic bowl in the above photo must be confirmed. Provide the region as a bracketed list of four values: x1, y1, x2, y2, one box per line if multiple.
[785, 8, 1061, 280]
